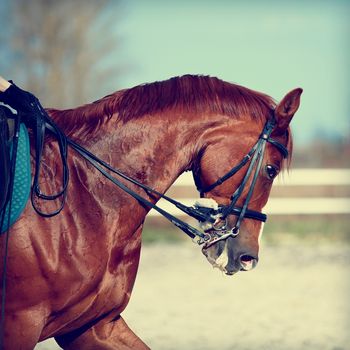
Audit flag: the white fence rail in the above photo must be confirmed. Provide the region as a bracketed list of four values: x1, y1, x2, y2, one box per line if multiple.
[172, 169, 350, 187]
[149, 169, 350, 216]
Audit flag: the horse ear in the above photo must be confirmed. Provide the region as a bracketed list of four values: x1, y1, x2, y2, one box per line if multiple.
[273, 88, 303, 134]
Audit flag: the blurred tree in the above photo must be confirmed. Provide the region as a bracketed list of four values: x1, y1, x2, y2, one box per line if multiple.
[1, 0, 124, 108]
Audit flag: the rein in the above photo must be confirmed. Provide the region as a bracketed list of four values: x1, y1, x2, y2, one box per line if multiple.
[50, 119, 287, 246]
[4, 104, 288, 245]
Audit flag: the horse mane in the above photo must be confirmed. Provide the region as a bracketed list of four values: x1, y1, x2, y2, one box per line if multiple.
[48, 75, 276, 135]
[47, 75, 292, 167]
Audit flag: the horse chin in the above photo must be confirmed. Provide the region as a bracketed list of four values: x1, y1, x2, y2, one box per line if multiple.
[201, 240, 236, 276]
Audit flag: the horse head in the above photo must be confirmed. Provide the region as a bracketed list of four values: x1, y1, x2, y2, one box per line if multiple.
[193, 88, 302, 275]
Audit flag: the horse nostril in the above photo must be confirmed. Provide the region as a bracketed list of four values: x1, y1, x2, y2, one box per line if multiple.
[239, 254, 258, 271]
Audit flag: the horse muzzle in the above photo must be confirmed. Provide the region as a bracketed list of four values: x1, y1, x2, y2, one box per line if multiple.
[226, 253, 259, 275]
[201, 235, 259, 275]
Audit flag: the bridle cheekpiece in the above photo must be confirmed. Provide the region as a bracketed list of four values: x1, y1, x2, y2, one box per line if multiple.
[193, 117, 288, 246]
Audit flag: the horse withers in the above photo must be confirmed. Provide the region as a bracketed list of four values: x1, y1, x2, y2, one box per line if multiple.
[0, 75, 302, 349]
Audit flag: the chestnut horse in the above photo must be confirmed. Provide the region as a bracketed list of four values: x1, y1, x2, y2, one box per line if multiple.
[0, 75, 302, 349]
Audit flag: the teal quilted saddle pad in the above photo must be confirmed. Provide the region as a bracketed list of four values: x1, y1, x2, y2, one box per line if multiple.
[1, 123, 31, 233]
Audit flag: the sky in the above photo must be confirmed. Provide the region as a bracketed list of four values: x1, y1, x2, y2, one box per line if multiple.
[115, 0, 349, 145]
[0, 0, 349, 146]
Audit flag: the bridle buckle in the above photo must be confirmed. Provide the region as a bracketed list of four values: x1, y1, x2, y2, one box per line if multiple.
[230, 226, 240, 237]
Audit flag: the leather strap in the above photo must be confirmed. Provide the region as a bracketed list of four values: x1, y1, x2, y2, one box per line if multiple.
[2, 100, 286, 242]
[68, 139, 206, 240]
[196, 118, 287, 232]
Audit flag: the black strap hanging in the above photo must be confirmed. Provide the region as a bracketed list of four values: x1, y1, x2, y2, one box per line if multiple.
[0, 107, 11, 213]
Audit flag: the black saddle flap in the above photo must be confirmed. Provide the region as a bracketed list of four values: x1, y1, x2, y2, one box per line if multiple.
[0, 106, 12, 212]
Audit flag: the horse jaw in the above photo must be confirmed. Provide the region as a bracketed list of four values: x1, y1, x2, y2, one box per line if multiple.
[201, 240, 232, 275]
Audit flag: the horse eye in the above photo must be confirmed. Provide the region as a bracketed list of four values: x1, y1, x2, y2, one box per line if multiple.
[265, 165, 278, 180]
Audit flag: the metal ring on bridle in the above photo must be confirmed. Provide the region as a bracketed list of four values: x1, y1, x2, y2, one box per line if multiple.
[230, 226, 240, 237]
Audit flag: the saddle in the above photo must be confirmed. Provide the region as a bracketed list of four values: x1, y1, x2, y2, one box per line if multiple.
[0, 105, 31, 233]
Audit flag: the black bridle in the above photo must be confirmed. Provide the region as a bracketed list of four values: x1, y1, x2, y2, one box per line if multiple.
[49, 112, 287, 246]
[191, 117, 288, 246]
[2, 102, 288, 246]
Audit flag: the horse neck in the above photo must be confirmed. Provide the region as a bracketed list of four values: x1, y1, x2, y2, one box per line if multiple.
[61, 112, 212, 238]
[59, 111, 230, 241]
[82, 112, 206, 196]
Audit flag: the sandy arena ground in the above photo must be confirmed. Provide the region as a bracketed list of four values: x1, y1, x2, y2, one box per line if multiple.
[36, 241, 349, 350]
